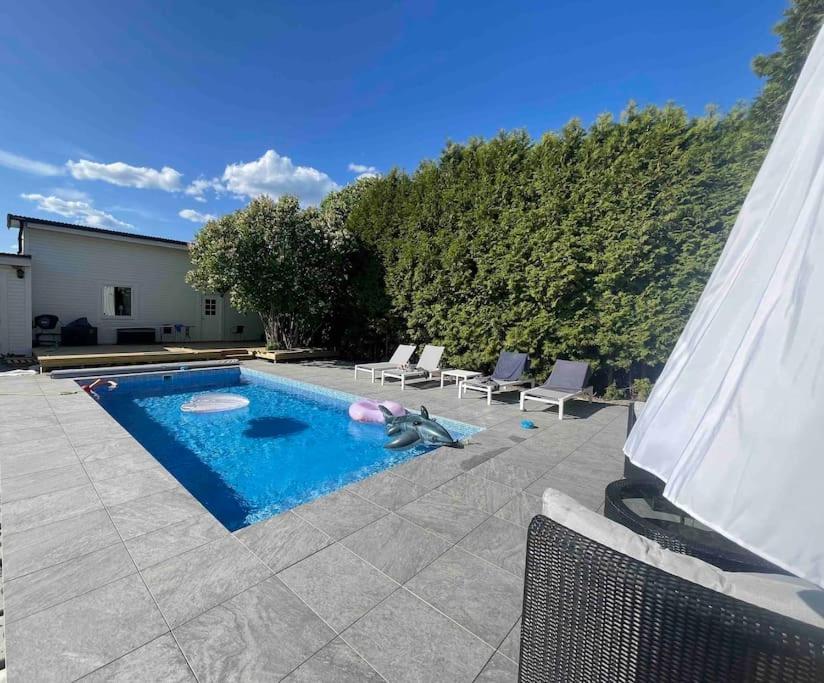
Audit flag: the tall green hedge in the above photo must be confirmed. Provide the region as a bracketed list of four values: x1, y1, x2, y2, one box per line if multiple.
[329, 1, 824, 389]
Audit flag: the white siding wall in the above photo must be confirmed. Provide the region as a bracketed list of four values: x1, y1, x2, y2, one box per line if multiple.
[0, 260, 32, 355]
[23, 225, 262, 345]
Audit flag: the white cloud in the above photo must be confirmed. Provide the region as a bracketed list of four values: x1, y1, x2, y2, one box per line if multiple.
[348, 163, 377, 174]
[222, 150, 338, 206]
[179, 209, 217, 223]
[0, 149, 64, 176]
[67, 159, 183, 191]
[49, 187, 90, 201]
[184, 177, 225, 203]
[348, 162, 379, 179]
[21, 193, 133, 230]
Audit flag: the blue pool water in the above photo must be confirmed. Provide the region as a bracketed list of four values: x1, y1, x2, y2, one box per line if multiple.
[94, 367, 481, 531]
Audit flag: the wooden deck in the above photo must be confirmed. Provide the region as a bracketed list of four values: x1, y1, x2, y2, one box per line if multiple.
[35, 343, 337, 370]
[36, 342, 262, 370]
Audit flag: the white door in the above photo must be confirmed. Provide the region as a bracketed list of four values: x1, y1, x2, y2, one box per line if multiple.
[199, 294, 223, 341]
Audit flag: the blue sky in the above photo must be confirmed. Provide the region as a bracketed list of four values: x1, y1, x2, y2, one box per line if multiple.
[0, 0, 784, 246]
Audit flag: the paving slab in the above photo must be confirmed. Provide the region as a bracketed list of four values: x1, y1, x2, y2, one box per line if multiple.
[124, 513, 228, 570]
[4, 544, 135, 622]
[175, 577, 335, 681]
[283, 637, 385, 681]
[80, 634, 195, 682]
[279, 543, 397, 632]
[2, 508, 121, 579]
[406, 546, 522, 647]
[346, 470, 427, 510]
[141, 535, 272, 628]
[292, 489, 387, 539]
[396, 489, 489, 543]
[5, 574, 168, 682]
[342, 588, 493, 683]
[342, 513, 451, 583]
[235, 510, 332, 573]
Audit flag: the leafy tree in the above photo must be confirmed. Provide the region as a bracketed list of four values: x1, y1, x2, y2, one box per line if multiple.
[751, 0, 824, 137]
[187, 195, 353, 349]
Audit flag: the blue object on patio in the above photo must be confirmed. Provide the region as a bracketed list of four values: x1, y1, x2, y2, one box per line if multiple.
[521, 419, 536, 429]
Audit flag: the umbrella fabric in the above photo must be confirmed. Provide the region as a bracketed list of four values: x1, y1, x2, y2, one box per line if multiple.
[624, 27, 824, 587]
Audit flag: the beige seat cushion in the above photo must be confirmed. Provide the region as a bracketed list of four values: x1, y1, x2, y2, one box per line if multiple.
[542, 488, 824, 630]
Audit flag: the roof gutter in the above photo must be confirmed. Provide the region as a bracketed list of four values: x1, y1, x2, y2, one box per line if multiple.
[6, 214, 24, 255]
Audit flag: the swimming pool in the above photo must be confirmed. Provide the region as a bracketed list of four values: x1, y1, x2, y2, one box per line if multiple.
[94, 367, 481, 531]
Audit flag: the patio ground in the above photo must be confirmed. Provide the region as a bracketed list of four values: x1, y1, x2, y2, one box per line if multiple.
[0, 359, 625, 681]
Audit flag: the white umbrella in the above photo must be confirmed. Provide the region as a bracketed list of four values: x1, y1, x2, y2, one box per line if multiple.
[625, 25, 824, 587]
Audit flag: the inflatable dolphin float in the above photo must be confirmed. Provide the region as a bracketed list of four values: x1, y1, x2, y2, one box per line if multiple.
[379, 405, 463, 450]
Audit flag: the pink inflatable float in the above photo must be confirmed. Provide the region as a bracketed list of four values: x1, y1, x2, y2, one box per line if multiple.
[349, 399, 405, 423]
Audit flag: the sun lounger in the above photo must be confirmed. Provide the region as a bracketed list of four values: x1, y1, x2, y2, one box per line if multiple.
[461, 351, 532, 405]
[381, 345, 444, 390]
[354, 344, 416, 382]
[519, 359, 593, 419]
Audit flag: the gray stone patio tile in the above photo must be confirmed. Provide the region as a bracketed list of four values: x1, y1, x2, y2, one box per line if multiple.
[235, 510, 332, 572]
[108, 488, 205, 539]
[396, 489, 489, 543]
[0, 436, 78, 477]
[0, 423, 65, 446]
[495, 491, 542, 528]
[75, 436, 154, 463]
[5, 573, 168, 682]
[500, 619, 521, 662]
[341, 588, 492, 683]
[94, 467, 180, 506]
[283, 637, 384, 682]
[175, 576, 335, 682]
[125, 513, 228, 570]
[5, 544, 135, 622]
[2, 483, 102, 533]
[0, 415, 58, 433]
[342, 513, 450, 583]
[3, 508, 121, 579]
[473, 457, 546, 490]
[65, 420, 131, 447]
[494, 444, 567, 473]
[458, 516, 527, 577]
[2, 461, 89, 502]
[390, 454, 463, 489]
[279, 543, 397, 632]
[437, 472, 516, 514]
[80, 633, 195, 682]
[84, 448, 162, 483]
[347, 470, 427, 510]
[406, 546, 522, 647]
[293, 489, 387, 539]
[476, 651, 519, 682]
[142, 535, 271, 628]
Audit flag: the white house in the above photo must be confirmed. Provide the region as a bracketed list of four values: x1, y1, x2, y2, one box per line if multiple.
[0, 251, 32, 355]
[5, 214, 263, 353]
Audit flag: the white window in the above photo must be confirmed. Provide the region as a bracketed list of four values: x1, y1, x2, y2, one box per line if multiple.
[102, 285, 133, 317]
[203, 297, 217, 316]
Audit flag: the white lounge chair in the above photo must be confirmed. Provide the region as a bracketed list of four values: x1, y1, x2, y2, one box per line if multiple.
[461, 351, 533, 405]
[354, 344, 416, 383]
[519, 359, 593, 419]
[381, 345, 444, 390]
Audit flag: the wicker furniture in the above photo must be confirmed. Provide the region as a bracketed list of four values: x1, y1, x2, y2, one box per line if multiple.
[519, 491, 824, 682]
[604, 478, 783, 574]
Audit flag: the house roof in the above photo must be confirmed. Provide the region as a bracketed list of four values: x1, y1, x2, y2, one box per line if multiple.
[0, 252, 31, 259]
[6, 214, 190, 248]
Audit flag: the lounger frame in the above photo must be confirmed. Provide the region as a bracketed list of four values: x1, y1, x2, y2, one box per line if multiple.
[519, 385, 593, 419]
[461, 378, 534, 405]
